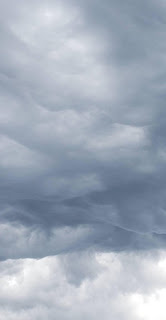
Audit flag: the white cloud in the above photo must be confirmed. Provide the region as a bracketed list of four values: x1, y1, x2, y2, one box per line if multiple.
[0, 251, 166, 320]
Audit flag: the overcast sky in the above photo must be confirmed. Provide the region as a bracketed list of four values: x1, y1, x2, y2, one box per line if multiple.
[1, 0, 166, 319]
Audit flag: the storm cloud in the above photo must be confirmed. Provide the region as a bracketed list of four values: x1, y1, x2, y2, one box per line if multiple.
[1, 0, 166, 258]
[1, 0, 166, 318]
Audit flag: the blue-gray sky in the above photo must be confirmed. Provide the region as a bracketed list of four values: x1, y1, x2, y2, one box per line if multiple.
[1, 0, 166, 319]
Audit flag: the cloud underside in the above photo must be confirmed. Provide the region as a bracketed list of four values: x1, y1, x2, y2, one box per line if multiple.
[2, 1, 166, 319]
[1, 0, 166, 260]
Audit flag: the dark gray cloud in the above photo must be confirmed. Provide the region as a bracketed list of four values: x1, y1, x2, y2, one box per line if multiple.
[1, 0, 166, 261]
[2, 1, 166, 319]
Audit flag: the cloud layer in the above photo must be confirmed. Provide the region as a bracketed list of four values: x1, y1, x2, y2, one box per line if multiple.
[1, 1, 166, 318]
[1, 0, 166, 259]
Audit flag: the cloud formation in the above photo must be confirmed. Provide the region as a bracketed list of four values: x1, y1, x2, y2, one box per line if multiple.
[1, 0, 166, 260]
[1, 251, 166, 320]
[2, 1, 166, 318]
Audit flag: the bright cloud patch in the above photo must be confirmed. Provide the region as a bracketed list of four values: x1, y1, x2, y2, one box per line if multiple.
[0, 251, 166, 320]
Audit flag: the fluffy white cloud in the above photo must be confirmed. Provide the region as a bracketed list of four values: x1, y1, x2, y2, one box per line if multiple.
[0, 251, 166, 320]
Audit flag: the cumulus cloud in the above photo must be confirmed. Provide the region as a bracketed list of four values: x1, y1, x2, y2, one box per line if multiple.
[0, 251, 166, 320]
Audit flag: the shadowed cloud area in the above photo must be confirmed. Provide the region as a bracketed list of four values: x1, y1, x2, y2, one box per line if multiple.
[1, 0, 166, 259]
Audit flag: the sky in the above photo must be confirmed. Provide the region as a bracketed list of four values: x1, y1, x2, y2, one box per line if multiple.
[1, 0, 166, 319]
